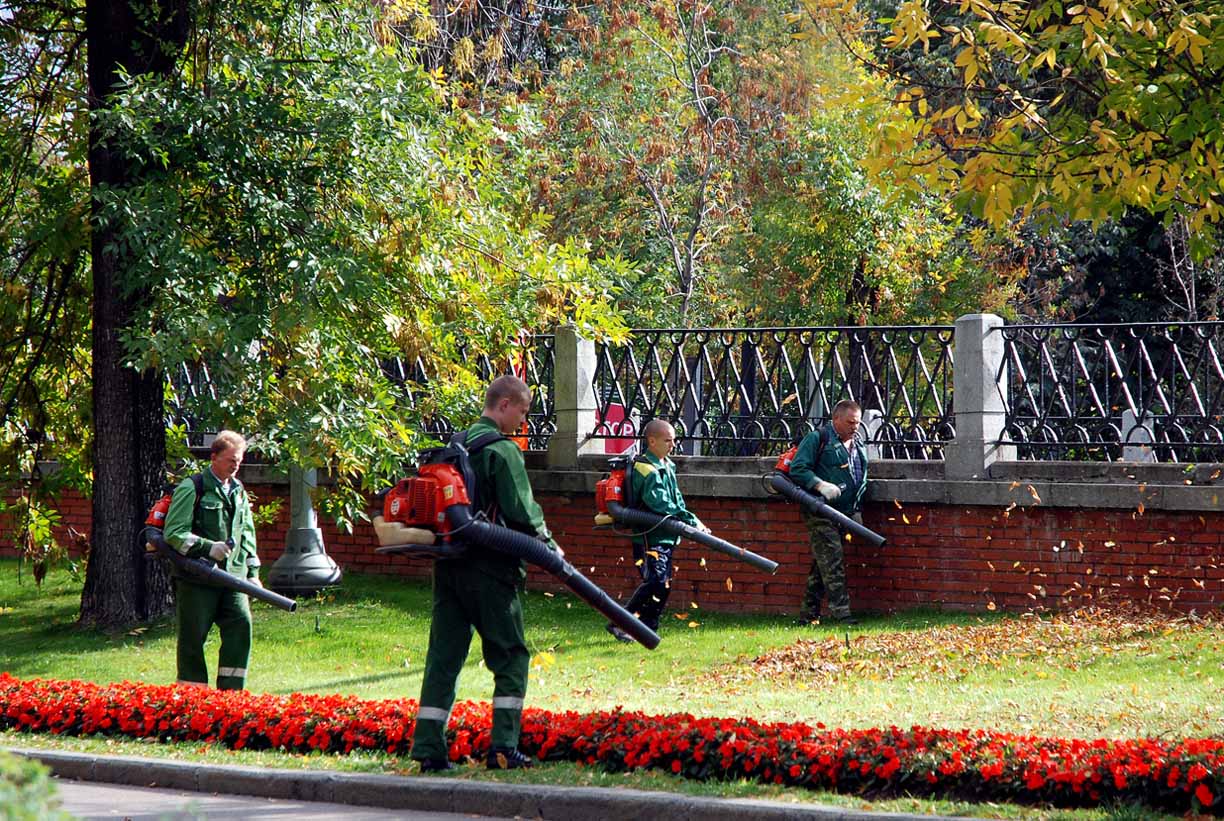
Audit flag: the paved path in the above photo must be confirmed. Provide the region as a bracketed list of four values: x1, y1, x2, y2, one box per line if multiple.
[55, 778, 502, 820]
[12, 747, 979, 821]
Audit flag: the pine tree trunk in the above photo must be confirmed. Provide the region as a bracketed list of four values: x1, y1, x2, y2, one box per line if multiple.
[79, 0, 191, 627]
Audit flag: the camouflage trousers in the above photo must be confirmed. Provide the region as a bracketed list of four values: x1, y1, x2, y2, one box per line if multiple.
[798, 511, 859, 620]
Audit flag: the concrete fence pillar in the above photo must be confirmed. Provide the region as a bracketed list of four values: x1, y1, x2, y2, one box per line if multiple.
[945, 313, 1015, 479]
[546, 325, 601, 468]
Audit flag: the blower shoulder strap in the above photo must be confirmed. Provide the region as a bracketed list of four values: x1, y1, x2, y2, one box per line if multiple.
[465, 431, 507, 454]
[449, 430, 507, 518]
[814, 425, 829, 463]
[191, 472, 205, 528]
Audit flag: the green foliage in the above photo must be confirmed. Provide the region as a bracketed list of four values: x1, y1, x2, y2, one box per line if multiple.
[737, 84, 1014, 324]
[0, 1, 94, 521]
[831, 0, 1224, 252]
[0, 494, 65, 588]
[0, 751, 68, 821]
[527, 0, 1013, 326]
[4, 0, 626, 535]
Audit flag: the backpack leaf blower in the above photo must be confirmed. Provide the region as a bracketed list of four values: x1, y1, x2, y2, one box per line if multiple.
[375, 459, 660, 650]
[767, 446, 887, 547]
[144, 526, 298, 612]
[594, 458, 780, 574]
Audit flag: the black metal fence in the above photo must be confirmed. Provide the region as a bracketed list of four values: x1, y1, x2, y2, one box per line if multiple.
[592, 326, 956, 458]
[169, 335, 557, 450]
[997, 322, 1224, 462]
[168, 320, 1224, 463]
[379, 336, 556, 449]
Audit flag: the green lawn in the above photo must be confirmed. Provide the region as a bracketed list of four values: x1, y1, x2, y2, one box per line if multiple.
[2, 558, 1220, 819]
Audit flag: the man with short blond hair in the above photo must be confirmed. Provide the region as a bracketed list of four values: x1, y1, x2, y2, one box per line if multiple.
[162, 430, 261, 689]
[411, 374, 559, 772]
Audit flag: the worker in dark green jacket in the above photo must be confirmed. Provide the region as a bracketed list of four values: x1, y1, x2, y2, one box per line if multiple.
[606, 419, 708, 642]
[789, 399, 868, 625]
[410, 375, 559, 773]
[162, 430, 261, 690]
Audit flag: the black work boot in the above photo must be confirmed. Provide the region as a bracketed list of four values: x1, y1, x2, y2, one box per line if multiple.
[794, 610, 821, 626]
[416, 758, 454, 773]
[605, 622, 633, 643]
[486, 747, 534, 770]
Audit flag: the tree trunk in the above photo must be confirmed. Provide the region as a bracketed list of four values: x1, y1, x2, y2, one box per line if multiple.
[843, 254, 881, 410]
[79, 0, 191, 627]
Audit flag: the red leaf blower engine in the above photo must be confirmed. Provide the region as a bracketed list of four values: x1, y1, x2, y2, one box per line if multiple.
[374, 434, 660, 649]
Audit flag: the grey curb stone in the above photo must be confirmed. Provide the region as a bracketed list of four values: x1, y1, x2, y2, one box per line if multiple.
[10, 747, 981, 821]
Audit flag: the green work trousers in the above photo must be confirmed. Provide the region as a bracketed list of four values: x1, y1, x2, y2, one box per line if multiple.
[799, 511, 858, 620]
[175, 579, 252, 690]
[410, 560, 529, 761]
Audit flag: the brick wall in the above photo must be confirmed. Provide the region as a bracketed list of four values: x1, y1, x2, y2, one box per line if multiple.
[5, 481, 1222, 615]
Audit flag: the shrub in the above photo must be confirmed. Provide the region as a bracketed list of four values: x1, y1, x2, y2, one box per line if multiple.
[0, 750, 69, 821]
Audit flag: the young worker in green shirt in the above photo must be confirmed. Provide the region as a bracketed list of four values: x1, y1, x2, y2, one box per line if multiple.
[606, 418, 709, 642]
[789, 399, 868, 625]
[410, 375, 560, 773]
[162, 430, 262, 689]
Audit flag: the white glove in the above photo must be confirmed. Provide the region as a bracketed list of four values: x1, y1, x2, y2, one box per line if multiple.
[814, 480, 842, 501]
[207, 541, 231, 562]
[695, 517, 712, 534]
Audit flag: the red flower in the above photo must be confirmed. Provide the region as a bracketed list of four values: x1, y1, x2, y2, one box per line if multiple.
[2, 673, 1223, 816]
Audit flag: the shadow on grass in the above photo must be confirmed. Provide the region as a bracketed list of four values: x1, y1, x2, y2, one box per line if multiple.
[275, 669, 418, 695]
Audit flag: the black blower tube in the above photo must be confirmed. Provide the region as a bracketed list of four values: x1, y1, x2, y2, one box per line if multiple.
[145, 528, 298, 612]
[767, 473, 887, 547]
[605, 501, 779, 574]
[445, 506, 661, 650]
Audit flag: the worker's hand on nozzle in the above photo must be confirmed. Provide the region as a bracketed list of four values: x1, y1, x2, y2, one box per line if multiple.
[248, 575, 263, 588]
[207, 541, 232, 562]
[695, 517, 712, 534]
[814, 480, 842, 501]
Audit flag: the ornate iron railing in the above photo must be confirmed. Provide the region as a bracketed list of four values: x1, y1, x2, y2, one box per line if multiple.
[592, 326, 956, 458]
[168, 335, 557, 450]
[998, 322, 1224, 461]
[380, 335, 556, 449]
[167, 362, 221, 446]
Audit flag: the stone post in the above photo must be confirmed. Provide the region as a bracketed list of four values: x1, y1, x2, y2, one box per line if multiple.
[1121, 409, 1157, 462]
[546, 326, 601, 468]
[945, 313, 1015, 479]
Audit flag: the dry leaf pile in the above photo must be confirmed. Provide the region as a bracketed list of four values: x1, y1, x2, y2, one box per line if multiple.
[710, 606, 1221, 687]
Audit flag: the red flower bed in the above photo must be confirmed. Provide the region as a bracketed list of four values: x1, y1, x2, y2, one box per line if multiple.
[1, 673, 1219, 814]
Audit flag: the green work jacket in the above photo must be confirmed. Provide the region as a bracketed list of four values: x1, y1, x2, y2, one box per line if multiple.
[162, 470, 260, 579]
[630, 451, 697, 548]
[789, 423, 869, 516]
[457, 415, 555, 585]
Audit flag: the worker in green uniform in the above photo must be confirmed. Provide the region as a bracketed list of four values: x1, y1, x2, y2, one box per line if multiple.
[606, 419, 709, 643]
[410, 375, 560, 773]
[790, 399, 868, 625]
[162, 430, 262, 689]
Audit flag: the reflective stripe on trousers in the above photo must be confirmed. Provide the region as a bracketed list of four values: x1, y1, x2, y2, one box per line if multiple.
[492, 696, 523, 710]
[417, 705, 451, 722]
